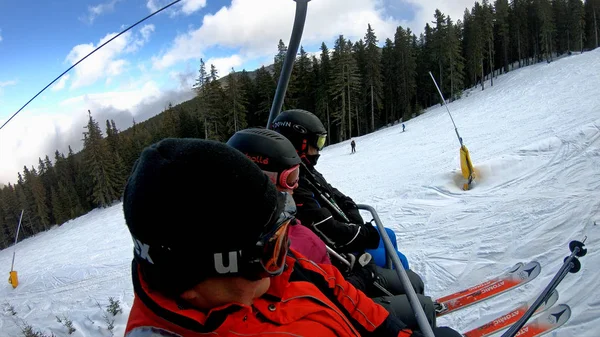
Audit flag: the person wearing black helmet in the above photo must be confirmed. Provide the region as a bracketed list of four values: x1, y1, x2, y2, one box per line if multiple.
[227, 128, 331, 265]
[271, 109, 424, 297]
[227, 128, 442, 330]
[121, 137, 461, 337]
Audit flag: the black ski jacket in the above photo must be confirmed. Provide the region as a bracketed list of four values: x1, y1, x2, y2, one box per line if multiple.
[292, 161, 380, 254]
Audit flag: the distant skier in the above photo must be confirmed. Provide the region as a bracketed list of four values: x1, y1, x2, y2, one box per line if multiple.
[350, 139, 356, 153]
[402, 123, 406, 132]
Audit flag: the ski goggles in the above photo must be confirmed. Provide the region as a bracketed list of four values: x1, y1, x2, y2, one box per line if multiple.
[314, 134, 327, 151]
[263, 164, 300, 190]
[256, 192, 297, 276]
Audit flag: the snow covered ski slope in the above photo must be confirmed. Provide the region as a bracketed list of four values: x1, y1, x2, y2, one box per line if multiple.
[2, 49, 600, 336]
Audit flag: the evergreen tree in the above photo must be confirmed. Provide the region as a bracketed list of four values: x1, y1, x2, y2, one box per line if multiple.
[51, 187, 68, 226]
[496, 0, 511, 72]
[554, 0, 570, 54]
[329, 35, 360, 140]
[67, 145, 92, 212]
[17, 169, 39, 232]
[82, 111, 120, 207]
[178, 107, 202, 138]
[238, 70, 258, 126]
[415, 25, 436, 109]
[364, 24, 383, 132]
[293, 46, 314, 112]
[465, 4, 486, 89]
[394, 26, 417, 121]
[585, 0, 599, 49]
[274, 39, 288, 83]
[254, 66, 276, 127]
[352, 39, 367, 135]
[569, 0, 586, 52]
[105, 119, 127, 194]
[54, 150, 83, 218]
[431, 10, 449, 95]
[447, 17, 466, 100]
[24, 166, 50, 229]
[316, 43, 333, 140]
[482, 0, 496, 85]
[1, 184, 21, 246]
[510, 0, 530, 68]
[381, 38, 396, 125]
[225, 68, 249, 133]
[193, 58, 210, 138]
[538, 0, 556, 62]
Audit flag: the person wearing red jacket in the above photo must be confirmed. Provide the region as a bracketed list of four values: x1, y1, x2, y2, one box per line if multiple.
[122, 138, 460, 337]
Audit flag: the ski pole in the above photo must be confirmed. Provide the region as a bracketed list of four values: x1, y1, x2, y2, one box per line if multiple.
[266, 0, 310, 128]
[300, 168, 351, 222]
[325, 246, 394, 297]
[501, 237, 588, 337]
[358, 204, 435, 337]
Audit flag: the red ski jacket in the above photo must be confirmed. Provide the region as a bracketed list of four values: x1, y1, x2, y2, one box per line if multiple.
[125, 249, 416, 337]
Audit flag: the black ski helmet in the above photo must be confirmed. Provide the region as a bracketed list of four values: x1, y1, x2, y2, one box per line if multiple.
[271, 109, 327, 154]
[227, 128, 301, 173]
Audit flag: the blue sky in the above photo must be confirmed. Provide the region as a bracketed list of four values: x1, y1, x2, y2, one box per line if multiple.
[0, 0, 474, 184]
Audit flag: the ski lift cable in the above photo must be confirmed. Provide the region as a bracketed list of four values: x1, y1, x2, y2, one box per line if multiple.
[0, 0, 183, 131]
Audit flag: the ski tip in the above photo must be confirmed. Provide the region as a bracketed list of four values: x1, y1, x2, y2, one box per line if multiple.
[521, 261, 542, 278]
[508, 262, 525, 273]
[548, 304, 571, 323]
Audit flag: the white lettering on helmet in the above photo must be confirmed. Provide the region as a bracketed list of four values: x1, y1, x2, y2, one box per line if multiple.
[133, 238, 154, 264]
[214, 251, 241, 274]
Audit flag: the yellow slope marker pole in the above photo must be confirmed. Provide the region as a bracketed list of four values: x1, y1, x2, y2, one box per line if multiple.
[8, 210, 24, 289]
[429, 72, 476, 190]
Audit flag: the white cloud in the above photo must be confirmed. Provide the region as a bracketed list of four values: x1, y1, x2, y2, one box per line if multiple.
[66, 32, 130, 89]
[0, 80, 17, 97]
[151, 0, 400, 70]
[60, 82, 162, 111]
[140, 24, 155, 42]
[0, 80, 17, 87]
[0, 29, 3, 42]
[65, 26, 154, 89]
[51, 74, 70, 92]
[146, 0, 206, 16]
[0, 82, 195, 184]
[181, 0, 207, 15]
[205, 55, 244, 76]
[80, 0, 121, 24]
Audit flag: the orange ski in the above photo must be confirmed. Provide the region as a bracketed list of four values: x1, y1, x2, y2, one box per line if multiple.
[463, 290, 558, 337]
[513, 304, 571, 337]
[436, 262, 524, 303]
[436, 261, 541, 317]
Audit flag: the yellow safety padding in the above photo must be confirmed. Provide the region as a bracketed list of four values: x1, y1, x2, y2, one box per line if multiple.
[8, 271, 18, 288]
[460, 145, 475, 181]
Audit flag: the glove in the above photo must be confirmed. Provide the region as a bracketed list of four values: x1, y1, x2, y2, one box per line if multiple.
[355, 254, 379, 284]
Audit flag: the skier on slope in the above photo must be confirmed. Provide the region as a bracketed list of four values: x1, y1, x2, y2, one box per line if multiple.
[227, 128, 440, 329]
[351, 139, 357, 153]
[271, 109, 422, 292]
[121, 138, 460, 337]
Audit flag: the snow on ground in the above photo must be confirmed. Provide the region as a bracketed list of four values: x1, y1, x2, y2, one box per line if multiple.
[2, 49, 600, 336]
